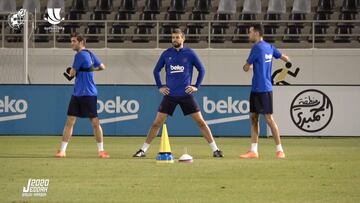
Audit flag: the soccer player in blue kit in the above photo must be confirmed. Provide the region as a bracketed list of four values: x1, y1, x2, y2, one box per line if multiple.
[56, 33, 110, 158]
[240, 25, 290, 159]
[133, 29, 223, 158]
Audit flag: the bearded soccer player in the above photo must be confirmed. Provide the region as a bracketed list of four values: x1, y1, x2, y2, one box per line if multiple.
[133, 29, 223, 158]
[240, 24, 290, 159]
[55, 33, 109, 158]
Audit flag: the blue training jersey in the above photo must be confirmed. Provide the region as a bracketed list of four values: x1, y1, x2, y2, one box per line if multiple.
[72, 49, 102, 96]
[154, 47, 205, 97]
[246, 40, 282, 92]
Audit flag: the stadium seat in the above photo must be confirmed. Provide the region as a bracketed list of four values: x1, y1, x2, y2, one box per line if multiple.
[88, 11, 107, 28]
[34, 24, 50, 43]
[56, 27, 77, 42]
[159, 26, 178, 43]
[341, 0, 358, 13]
[144, 0, 161, 14]
[212, 13, 231, 29]
[22, 0, 40, 13]
[235, 13, 254, 41]
[138, 12, 157, 28]
[6, 29, 23, 43]
[192, 0, 211, 14]
[264, 0, 285, 30]
[0, 14, 6, 20]
[63, 11, 82, 28]
[70, 0, 89, 14]
[232, 26, 249, 43]
[282, 25, 301, 43]
[0, 0, 16, 12]
[159, 12, 180, 42]
[308, 26, 327, 43]
[238, 13, 256, 21]
[47, 0, 65, 11]
[85, 27, 102, 43]
[185, 27, 202, 43]
[132, 27, 152, 43]
[333, 25, 353, 43]
[292, 0, 311, 14]
[210, 27, 226, 43]
[316, 0, 335, 13]
[264, 13, 282, 31]
[217, 0, 237, 14]
[187, 13, 206, 28]
[263, 25, 277, 43]
[267, 0, 286, 14]
[242, 0, 261, 14]
[168, 0, 187, 14]
[95, 0, 113, 14]
[314, 13, 331, 28]
[337, 12, 356, 27]
[119, 0, 137, 14]
[163, 12, 181, 28]
[288, 13, 306, 28]
[108, 27, 126, 43]
[113, 12, 132, 29]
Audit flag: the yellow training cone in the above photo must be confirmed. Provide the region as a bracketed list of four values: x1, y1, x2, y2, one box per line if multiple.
[156, 124, 174, 163]
[159, 124, 172, 153]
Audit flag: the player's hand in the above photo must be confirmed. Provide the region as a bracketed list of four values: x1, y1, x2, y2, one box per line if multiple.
[243, 64, 252, 72]
[63, 67, 74, 81]
[159, 86, 170, 95]
[185, 86, 198, 94]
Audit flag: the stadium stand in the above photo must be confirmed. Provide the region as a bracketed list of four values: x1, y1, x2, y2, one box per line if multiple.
[0, 0, 359, 48]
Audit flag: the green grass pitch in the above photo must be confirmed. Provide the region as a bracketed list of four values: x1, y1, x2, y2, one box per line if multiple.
[0, 136, 359, 203]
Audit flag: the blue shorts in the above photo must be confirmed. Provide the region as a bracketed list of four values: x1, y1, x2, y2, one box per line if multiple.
[67, 95, 98, 118]
[158, 95, 200, 116]
[250, 91, 273, 114]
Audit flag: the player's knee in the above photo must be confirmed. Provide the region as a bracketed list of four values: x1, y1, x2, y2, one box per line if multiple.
[91, 119, 100, 128]
[66, 118, 76, 127]
[264, 115, 274, 124]
[251, 115, 259, 125]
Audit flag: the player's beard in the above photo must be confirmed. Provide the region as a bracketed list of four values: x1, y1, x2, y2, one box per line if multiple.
[172, 41, 181, 48]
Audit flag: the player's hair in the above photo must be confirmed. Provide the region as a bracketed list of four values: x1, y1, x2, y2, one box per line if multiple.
[70, 32, 86, 45]
[251, 24, 264, 37]
[172, 28, 185, 38]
